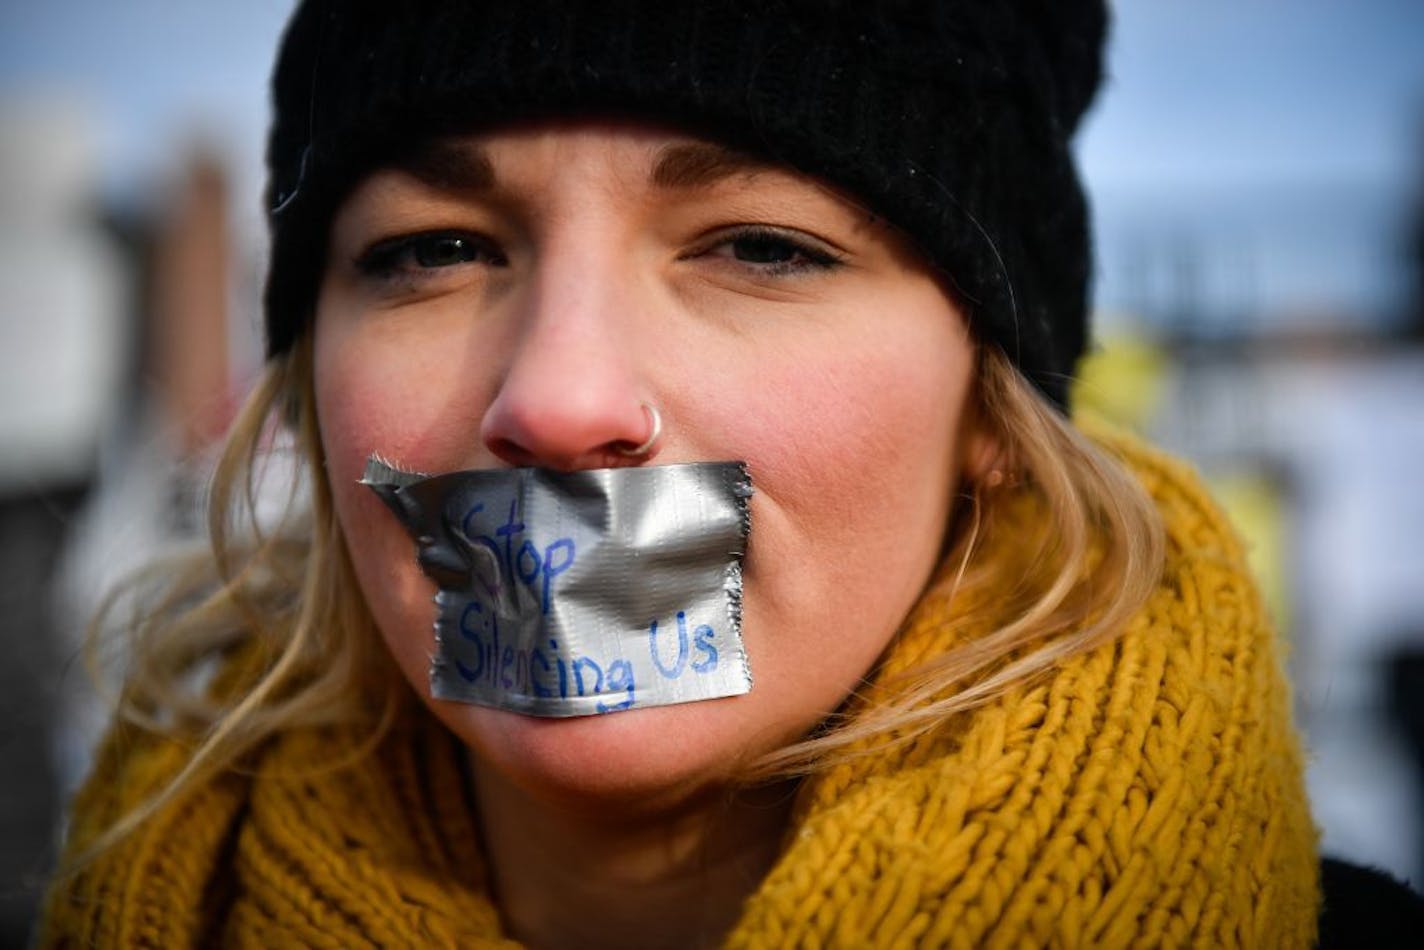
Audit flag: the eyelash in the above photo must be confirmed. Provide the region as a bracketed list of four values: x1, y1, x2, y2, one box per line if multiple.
[695, 226, 845, 276]
[354, 230, 507, 280]
[351, 224, 843, 284]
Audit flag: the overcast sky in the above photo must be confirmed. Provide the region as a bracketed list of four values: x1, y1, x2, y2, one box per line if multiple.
[1083, 0, 1424, 189]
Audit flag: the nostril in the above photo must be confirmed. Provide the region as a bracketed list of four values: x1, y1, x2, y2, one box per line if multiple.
[485, 436, 537, 468]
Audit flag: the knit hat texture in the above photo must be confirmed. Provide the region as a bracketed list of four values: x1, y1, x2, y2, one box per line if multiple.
[265, 0, 1107, 409]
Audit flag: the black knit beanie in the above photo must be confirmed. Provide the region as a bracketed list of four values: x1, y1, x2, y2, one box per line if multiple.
[265, 0, 1106, 410]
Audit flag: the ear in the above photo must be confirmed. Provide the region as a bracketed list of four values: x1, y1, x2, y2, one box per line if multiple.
[957, 347, 1013, 487]
[960, 414, 1007, 487]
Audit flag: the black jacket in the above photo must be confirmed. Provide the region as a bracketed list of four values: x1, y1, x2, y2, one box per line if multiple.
[1318, 857, 1424, 948]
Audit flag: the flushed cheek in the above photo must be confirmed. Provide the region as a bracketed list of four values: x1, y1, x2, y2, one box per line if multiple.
[314, 340, 483, 683]
[724, 348, 965, 713]
[729, 338, 963, 534]
[316, 334, 500, 478]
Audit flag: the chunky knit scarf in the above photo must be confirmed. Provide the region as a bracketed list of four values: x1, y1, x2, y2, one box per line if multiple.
[43, 429, 1319, 947]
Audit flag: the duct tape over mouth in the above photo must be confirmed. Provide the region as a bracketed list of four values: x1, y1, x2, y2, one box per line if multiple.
[362, 457, 753, 717]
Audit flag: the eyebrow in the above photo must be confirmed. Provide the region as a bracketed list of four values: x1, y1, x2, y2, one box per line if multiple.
[391, 139, 771, 193]
[394, 141, 497, 191]
[649, 142, 771, 189]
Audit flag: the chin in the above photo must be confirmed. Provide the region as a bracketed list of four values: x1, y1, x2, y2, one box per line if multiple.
[432, 693, 785, 816]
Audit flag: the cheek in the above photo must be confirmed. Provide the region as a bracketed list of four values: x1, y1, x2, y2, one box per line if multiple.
[315, 318, 498, 479]
[708, 310, 973, 725]
[760, 355, 958, 501]
[729, 318, 970, 541]
[312, 314, 500, 691]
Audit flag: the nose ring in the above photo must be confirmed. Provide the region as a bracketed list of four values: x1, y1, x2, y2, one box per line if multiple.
[616, 403, 662, 458]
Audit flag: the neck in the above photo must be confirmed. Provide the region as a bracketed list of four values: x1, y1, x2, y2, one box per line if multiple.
[470, 760, 797, 950]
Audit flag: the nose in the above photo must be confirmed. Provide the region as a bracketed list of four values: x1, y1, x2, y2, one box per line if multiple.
[479, 269, 660, 471]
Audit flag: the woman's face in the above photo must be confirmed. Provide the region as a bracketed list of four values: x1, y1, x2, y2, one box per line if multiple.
[314, 122, 982, 810]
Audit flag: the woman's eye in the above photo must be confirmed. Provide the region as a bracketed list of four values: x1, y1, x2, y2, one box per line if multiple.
[355, 230, 506, 279]
[729, 233, 799, 264]
[703, 227, 843, 275]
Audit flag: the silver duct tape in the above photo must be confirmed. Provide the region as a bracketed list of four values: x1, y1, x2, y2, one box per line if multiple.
[362, 457, 753, 717]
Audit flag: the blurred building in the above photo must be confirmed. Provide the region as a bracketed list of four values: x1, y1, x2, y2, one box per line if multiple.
[1080, 150, 1424, 887]
[0, 95, 129, 942]
[0, 87, 250, 938]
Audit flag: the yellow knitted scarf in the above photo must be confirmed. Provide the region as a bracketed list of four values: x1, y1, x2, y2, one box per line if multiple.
[43, 431, 1319, 947]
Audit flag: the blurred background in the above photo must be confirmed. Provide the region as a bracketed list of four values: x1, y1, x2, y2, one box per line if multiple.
[1, 0, 1422, 941]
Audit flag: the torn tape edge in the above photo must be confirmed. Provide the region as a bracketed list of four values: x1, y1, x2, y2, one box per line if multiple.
[359, 453, 431, 489]
[726, 461, 753, 689]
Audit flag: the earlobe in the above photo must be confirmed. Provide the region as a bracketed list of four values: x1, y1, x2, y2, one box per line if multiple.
[961, 421, 1009, 488]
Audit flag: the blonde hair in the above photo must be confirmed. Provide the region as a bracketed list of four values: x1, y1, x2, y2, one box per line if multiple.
[75, 339, 1163, 856]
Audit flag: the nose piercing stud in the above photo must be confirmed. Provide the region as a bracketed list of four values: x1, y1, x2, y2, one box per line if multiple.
[616, 403, 662, 458]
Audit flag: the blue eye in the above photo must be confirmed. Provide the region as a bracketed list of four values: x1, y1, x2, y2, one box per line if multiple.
[355, 230, 506, 278]
[410, 234, 483, 268]
[706, 226, 843, 275]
